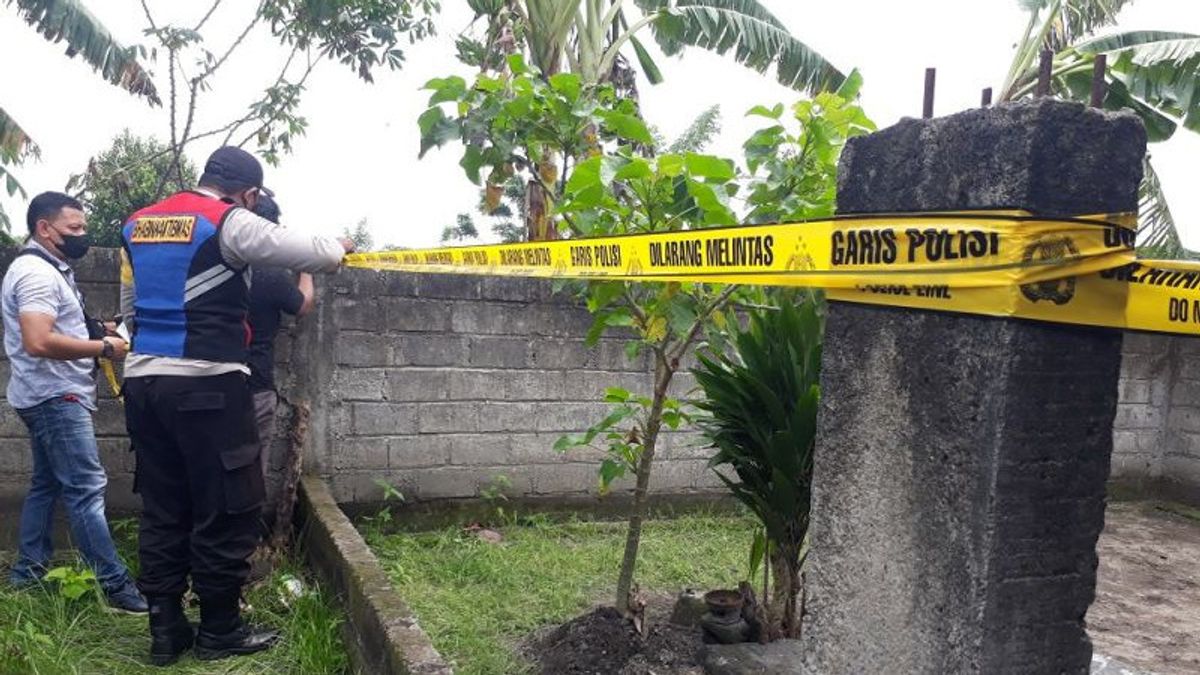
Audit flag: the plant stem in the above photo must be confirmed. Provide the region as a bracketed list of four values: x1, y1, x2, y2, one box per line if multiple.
[598, 12, 658, 81]
[1001, 5, 1041, 99]
[1001, 0, 1064, 101]
[614, 285, 737, 613]
[615, 351, 670, 613]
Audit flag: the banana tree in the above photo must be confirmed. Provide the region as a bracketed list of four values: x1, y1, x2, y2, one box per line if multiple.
[1, 0, 159, 232]
[467, 0, 843, 90]
[1000, 0, 1200, 258]
[0, 109, 38, 232]
[458, 0, 846, 240]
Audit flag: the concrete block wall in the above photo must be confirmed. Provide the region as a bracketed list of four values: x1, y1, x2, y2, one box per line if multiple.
[0, 248, 1195, 512]
[293, 268, 718, 504]
[1112, 332, 1200, 502]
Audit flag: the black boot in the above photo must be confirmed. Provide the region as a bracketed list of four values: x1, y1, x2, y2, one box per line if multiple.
[194, 592, 279, 661]
[148, 595, 194, 667]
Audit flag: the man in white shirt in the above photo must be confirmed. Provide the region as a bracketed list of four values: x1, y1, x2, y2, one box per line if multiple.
[3, 192, 144, 613]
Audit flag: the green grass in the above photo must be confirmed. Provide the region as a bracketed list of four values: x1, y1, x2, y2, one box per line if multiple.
[1154, 500, 1200, 523]
[0, 519, 349, 674]
[367, 511, 757, 675]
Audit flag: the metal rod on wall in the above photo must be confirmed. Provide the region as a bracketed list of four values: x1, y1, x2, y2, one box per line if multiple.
[1036, 49, 1053, 97]
[923, 68, 936, 118]
[1090, 54, 1108, 107]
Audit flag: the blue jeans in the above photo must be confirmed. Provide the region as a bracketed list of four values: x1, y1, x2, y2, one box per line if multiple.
[8, 396, 131, 592]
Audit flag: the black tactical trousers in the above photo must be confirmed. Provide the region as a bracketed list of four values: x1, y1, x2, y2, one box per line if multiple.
[124, 372, 263, 601]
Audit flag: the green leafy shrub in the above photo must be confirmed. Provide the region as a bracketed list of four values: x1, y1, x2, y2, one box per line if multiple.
[43, 565, 99, 602]
[692, 296, 823, 638]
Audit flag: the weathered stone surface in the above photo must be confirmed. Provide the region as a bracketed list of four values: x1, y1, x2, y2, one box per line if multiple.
[836, 101, 1145, 218]
[352, 403, 419, 436]
[297, 475, 453, 675]
[702, 640, 803, 675]
[337, 332, 396, 366]
[802, 100, 1143, 675]
[387, 369, 451, 402]
[417, 273, 481, 300]
[381, 298, 451, 333]
[467, 336, 531, 369]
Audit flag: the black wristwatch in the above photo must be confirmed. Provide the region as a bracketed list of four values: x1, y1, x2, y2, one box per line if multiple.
[100, 338, 114, 360]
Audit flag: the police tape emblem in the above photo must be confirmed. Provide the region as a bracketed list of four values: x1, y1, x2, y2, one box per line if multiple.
[1020, 236, 1078, 305]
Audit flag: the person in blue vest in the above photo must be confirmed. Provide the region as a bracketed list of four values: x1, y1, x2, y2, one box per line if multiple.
[119, 147, 353, 666]
[2, 192, 145, 614]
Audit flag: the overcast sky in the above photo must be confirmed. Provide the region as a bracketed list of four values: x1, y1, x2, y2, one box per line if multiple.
[1, 1, 1197, 249]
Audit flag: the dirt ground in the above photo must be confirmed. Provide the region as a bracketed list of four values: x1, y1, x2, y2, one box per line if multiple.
[1089, 501, 1200, 675]
[527, 502, 1200, 675]
[526, 593, 706, 675]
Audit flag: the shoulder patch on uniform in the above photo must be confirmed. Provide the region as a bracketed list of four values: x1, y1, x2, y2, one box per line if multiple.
[130, 216, 196, 244]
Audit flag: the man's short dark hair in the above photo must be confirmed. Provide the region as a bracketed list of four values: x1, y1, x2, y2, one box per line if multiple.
[26, 192, 84, 234]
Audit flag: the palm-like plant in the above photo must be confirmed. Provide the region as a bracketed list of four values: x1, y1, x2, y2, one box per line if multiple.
[692, 297, 823, 639]
[1000, 0, 1200, 258]
[469, 0, 844, 91]
[1, 0, 158, 231]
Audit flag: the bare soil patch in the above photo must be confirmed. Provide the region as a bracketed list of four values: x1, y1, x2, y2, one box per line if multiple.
[1089, 501, 1200, 675]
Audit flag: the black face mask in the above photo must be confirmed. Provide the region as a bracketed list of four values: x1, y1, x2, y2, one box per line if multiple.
[57, 232, 91, 260]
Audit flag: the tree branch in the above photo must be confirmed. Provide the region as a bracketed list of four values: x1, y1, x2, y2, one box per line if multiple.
[201, 2, 263, 82]
[156, 48, 180, 199]
[235, 51, 317, 148]
[620, 288, 648, 327]
[222, 46, 301, 145]
[95, 107, 264, 188]
[140, 0, 159, 33]
[194, 0, 224, 32]
[175, 82, 200, 190]
[669, 284, 738, 364]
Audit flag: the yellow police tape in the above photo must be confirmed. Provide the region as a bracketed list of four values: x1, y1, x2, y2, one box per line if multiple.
[341, 211, 1197, 337]
[101, 359, 122, 402]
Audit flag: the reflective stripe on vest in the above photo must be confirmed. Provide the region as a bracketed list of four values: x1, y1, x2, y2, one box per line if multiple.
[122, 191, 249, 363]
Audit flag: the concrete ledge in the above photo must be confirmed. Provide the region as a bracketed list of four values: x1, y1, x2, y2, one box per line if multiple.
[296, 474, 452, 675]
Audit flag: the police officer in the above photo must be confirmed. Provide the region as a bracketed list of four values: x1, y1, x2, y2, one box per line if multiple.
[119, 147, 353, 666]
[246, 195, 313, 492]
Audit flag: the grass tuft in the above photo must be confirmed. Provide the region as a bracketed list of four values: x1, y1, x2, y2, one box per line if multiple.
[0, 520, 348, 674]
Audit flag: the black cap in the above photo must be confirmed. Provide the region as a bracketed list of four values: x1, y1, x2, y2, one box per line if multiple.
[253, 193, 281, 224]
[199, 146, 273, 196]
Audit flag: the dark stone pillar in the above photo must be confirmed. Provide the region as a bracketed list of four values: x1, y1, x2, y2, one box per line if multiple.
[801, 100, 1146, 674]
